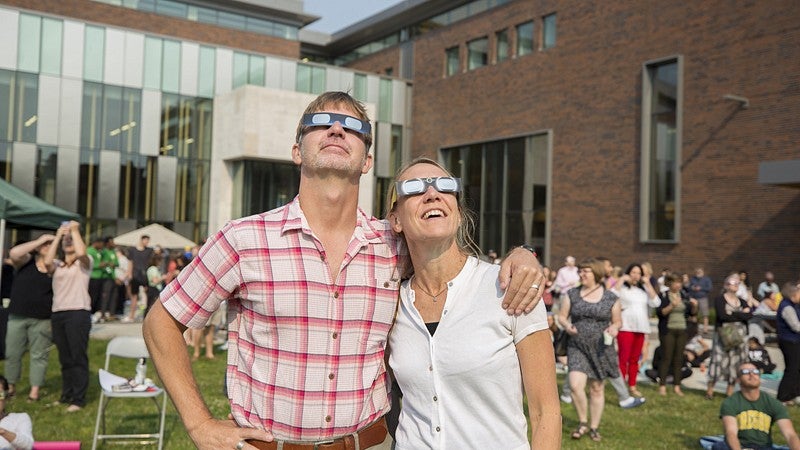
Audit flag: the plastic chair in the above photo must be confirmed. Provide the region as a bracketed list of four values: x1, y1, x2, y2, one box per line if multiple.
[91, 336, 166, 450]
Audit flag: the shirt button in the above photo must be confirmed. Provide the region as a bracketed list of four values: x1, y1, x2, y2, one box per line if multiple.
[435, 426, 441, 432]
[333, 292, 339, 298]
[332, 332, 338, 339]
[384, 281, 389, 288]
[325, 415, 332, 422]
[433, 395, 437, 401]
[428, 366, 433, 371]
[328, 373, 335, 380]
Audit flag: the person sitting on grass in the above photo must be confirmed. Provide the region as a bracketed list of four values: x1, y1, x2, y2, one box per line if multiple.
[0, 375, 34, 450]
[705, 361, 800, 450]
[747, 337, 777, 375]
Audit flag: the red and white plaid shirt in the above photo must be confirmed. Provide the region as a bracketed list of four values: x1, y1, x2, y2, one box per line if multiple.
[161, 197, 402, 440]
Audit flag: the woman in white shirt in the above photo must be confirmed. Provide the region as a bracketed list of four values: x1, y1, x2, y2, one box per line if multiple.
[386, 158, 560, 450]
[614, 263, 659, 397]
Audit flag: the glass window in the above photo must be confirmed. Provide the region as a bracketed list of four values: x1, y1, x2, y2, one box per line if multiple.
[246, 17, 274, 35]
[81, 83, 141, 152]
[378, 78, 392, 122]
[197, 46, 216, 98]
[17, 14, 41, 73]
[17, 72, 38, 143]
[295, 63, 310, 93]
[0, 141, 11, 180]
[81, 82, 103, 149]
[442, 134, 550, 258]
[162, 39, 181, 93]
[310, 66, 326, 94]
[495, 29, 509, 63]
[217, 11, 246, 30]
[353, 73, 367, 102]
[543, 13, 557, 49]
[121, 88, 141, 154]
[133, 0, 156, 12]
[295, 63, 325, 94]
[78, 148, 101, 218]
[156, 0, 187, 18]
[642, 59, 680, 241]
[516, 21, 534, 56]
[160, 93, 179, 156]
[445, 46, 460, 76]
[236, 160, 299, 217]
[36, 146, 58, 203]
[84, 25, 105, 82]
[467, 37, 488, 70]
[41, 18, 63, 75]
[0, 70, 12, 141]
[102, 85, 123, 151]
[143, 36, 162, 90]
[249, 55, 265, 87]
[232, 52, 249, 88]
[0, 71, 39, 143]
[195, 7, 216, 24]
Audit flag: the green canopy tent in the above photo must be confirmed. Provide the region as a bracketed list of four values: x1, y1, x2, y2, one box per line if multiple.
[0, 177, 81, 289]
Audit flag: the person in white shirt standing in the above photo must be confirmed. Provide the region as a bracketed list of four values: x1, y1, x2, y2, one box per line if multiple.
[387, 158, 560, 450]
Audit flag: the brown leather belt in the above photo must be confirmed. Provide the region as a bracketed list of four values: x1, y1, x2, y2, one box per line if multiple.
[247, 416, 387, 450]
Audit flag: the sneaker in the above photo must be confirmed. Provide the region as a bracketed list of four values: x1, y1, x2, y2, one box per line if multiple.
[120, 317, 134, 324]
[91, 311, 102, 324]
[621, 397, 646, 409]
[66, 404, 82, 412]
[560, 394, 573, 404]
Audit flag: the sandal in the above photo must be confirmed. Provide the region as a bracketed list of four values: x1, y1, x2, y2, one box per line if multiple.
[589, 428, 602, 442]
[630, 387, 643, 397]
[571, 422, 589, 439]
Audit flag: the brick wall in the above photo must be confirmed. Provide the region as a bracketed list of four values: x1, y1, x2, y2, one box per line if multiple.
[348, 0, 800, 285]
[1, 0, 300, 58]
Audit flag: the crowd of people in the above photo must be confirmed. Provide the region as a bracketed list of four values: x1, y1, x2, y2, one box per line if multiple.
[0, 91, 797, 449]
[537, 250, 800, 447]
[0, 224, 205, 413]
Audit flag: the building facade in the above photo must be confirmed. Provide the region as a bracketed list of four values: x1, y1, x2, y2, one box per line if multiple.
[0, 0, 411, 243]
[320, 0, 800, 282]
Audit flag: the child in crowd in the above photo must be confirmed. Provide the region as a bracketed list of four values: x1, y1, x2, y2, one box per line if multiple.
[684, 326, 711, 371]
[746, 337, 776, 374]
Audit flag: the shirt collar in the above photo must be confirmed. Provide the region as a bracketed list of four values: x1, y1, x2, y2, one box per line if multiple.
[280, 196, 384, 245]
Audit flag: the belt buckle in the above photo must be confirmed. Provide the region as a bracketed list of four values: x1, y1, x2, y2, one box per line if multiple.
[313, 439, 335, 450]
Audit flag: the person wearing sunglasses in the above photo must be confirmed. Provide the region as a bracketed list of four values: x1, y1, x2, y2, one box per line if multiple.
[705, 362, 800, 450]
[143, 92, 545, 450]
[386, 157, 560, 449]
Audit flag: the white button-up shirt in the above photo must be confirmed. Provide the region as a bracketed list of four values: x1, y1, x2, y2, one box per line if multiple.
[388, 257, 548, 450]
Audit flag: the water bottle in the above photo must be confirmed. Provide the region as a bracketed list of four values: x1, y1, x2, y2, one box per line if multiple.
[135, 357, 147, 385]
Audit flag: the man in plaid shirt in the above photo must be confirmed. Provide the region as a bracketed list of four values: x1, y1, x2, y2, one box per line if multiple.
[143, 92, 544, 450]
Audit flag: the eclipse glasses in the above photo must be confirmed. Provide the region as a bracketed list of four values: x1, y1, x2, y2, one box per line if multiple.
[395, 177, 462, 197]
[301, 112, 371, 136]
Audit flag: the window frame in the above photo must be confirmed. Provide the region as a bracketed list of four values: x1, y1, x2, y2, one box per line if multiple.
[467, 36, 489, 70]
[639, 55, 683, 243]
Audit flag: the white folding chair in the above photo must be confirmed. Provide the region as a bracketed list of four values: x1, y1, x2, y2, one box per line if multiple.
[91, 336, 166, 450]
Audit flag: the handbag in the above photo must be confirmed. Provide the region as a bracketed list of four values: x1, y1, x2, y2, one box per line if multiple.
[718, 322, 744, 352]
[554, 329, 569, 357]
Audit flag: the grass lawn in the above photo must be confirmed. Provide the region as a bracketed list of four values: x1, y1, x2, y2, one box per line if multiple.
[3, 337, 799, 449]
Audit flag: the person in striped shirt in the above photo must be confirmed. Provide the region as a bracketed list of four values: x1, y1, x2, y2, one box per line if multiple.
[143, 91, 544, 450]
